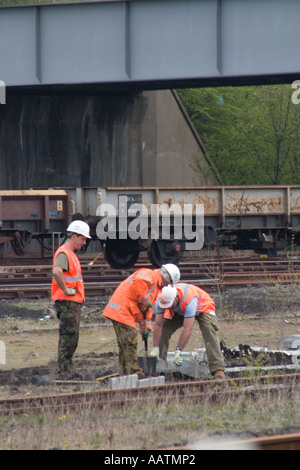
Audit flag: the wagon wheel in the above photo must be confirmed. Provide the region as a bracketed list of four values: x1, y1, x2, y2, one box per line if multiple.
[103, 239, 139, 270]
[147, 240, 184, 268]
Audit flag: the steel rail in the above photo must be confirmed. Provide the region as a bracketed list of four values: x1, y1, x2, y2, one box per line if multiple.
[0, 373, 299, 416]
[0, 257, 300, 298]
[161, 432, 300, 450]
[242, 432, 300, 450]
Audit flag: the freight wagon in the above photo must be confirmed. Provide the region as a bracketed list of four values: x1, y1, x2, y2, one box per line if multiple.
[0, 189, 70, 261]
[1, 186, 300, 268]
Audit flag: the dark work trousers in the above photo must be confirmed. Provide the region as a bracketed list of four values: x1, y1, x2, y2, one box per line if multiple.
[55, 300, 82, 374]
[159, 311, 225, 375]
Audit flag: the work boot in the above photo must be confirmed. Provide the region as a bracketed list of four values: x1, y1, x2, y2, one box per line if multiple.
[213, 370, 226, 380]
[136, 369, 145, 380]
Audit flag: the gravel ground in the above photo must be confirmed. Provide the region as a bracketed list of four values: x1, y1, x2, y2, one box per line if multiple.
[0, 285, 299, 388]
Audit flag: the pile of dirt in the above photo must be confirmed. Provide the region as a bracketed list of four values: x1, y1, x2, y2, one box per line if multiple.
[0, 297, 108, 321]
[0, 352, 117, 387]
[0, 286, 299, 389]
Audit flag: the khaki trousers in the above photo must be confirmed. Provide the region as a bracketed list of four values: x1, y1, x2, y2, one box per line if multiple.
[111, 320, 144, 378]
[159, 312, 225, 375]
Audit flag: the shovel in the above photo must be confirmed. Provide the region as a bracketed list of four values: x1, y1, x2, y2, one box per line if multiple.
[138, 307, 156, 377]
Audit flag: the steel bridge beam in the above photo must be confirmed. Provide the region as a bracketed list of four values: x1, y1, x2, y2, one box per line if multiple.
[0, 0, 300, 89]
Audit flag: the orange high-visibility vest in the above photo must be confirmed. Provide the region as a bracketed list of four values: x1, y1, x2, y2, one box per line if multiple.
[176, 283, 215, 315]
[51, 244, 85, 304]
[102, 268, 163, 330]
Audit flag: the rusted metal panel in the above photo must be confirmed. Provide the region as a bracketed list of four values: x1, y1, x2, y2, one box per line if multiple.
[0, 190, 70, 222]
[290, 187, 300, 213]
[223, 187, 286, 215]
[94, 186, 300, 218]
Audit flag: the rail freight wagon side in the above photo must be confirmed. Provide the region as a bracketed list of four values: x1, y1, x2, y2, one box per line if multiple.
[2, 186, 300, 268]
[0, 190, 71, 261]
[77, 185, 300, 269]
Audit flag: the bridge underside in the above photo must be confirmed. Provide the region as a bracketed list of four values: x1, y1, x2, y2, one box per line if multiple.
[1, 0, 300, 91]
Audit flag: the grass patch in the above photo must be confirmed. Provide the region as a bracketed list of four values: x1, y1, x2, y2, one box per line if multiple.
[0, 389, 299, 450]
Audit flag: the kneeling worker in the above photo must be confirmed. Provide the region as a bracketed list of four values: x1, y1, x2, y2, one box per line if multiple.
[150, 283, 226, 379]
[102, 264, 180, 378]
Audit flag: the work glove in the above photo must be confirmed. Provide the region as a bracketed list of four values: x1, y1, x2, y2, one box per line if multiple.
[64, 287, 77, 296]
[139, 320, 151, 340]
[150, 347, 160, 360]
[140, 320, 151, 340]
[141, 330, 150, 341]
[174, 349, 183, 366]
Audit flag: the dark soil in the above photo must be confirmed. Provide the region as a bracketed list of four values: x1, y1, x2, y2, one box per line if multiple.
[0, 286, 299, 389]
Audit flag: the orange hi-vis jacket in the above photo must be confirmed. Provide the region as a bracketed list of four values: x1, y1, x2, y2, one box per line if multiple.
[102, 268, 164, 330]
[51, 244, 85, 304]
[177, 283, 215, 314]
[164, 283, 215, 319]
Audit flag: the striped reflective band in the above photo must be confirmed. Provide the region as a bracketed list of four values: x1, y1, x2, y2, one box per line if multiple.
[137, 320, 152, 328]
[64, 276, 83, 282]
[179, 284, 191, 308]
[136, 273, 151, 283]
[108, 301, 121, 311]
[138, 284, 157, 303]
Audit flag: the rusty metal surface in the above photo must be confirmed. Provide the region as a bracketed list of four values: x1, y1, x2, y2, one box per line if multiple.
[0, 373, 299, 416]
[12, 185, 298, 222]
[1, 256, 300, 299]
[0, 189, 69, 221]
[163, 432, 300, 450]
[251, 433, 300, 450]
[94, 186, 300, 217]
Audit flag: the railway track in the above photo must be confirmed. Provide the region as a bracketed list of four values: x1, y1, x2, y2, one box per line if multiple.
[0, 373, 299, 415]
[1, 256, 299, 450]
[0, 257, 300, 299]
[0, 373, 299, 450]
[164, 432, 300, 450]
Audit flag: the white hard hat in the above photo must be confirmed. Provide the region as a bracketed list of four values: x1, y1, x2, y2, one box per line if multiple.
[67, 220, 91, 239]
[162, 263, 180, 284]
[158, 285, 177, 308]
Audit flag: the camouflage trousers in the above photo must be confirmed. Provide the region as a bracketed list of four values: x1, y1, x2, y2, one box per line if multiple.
[111, 320, 144, 379]
[159, 311, 225, 375]
[54, 300, 82, 374]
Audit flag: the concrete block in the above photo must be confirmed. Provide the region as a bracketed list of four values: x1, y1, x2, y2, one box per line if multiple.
[282, 335, 300, 350]
[154, 376, 165, 386]
[137, 378, 151, 387]
[194, 349, 207, 362]
[156, 358, 210, 379]
[108, 374, 138, 389]
[166, 349, 207, 362]
[137, 376, 165, 387]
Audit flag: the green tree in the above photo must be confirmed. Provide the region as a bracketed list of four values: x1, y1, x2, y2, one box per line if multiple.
[178, 85, 300, 185]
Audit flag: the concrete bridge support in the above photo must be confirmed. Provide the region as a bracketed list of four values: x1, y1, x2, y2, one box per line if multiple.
[0, 89, 217, 189]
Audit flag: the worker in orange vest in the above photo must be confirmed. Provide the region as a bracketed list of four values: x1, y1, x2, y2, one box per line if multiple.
[52, 220, 91, 377]
[150, 283, 226, 380]
[102, 264, 180, 378]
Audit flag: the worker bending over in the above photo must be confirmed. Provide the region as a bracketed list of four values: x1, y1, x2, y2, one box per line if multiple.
[150, 283, 226, 380]
[102, 264, 180, 378]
